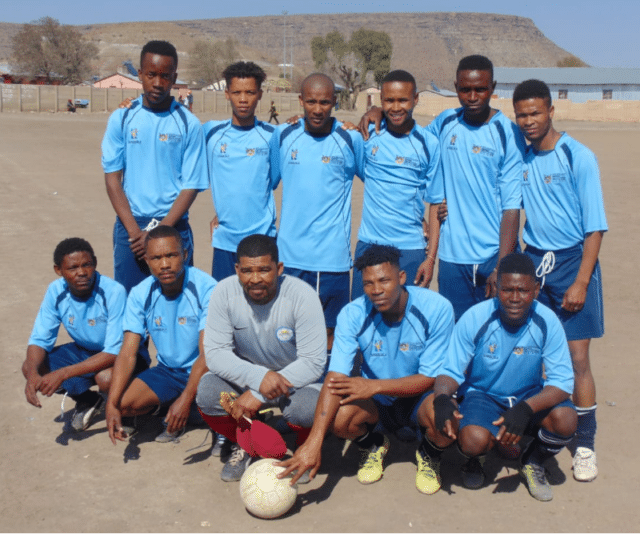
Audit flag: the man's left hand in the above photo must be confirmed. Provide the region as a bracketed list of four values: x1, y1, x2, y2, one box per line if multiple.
[231, 391, 263, 420]
[165, 394, 191, 434]
[485, 269, 498, 298]
[327, 376, 376, 404]
[259, 370, 293, 400]
[561, 281, 588, 313]
[38, 369, 67, 397]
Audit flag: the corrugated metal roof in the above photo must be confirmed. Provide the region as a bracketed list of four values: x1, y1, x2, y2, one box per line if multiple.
[494, 67, 640, 85]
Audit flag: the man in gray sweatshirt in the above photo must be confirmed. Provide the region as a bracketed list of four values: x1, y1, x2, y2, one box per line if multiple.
[196, 234, 327, 482]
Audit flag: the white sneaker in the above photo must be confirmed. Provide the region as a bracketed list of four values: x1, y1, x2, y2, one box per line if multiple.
[573, 447, 598, 482]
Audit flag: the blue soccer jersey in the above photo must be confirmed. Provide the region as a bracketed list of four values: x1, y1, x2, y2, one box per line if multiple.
[358, 122, 443, 249]
[123, 267, 216, 370]
[28, 272, 126, 356]
[426, 108, 524, 264]
[329, 286, 455, 405]
[522, 133, 608, 251]
[101, 96, 208, 218]
[440, 299, 574, 401]
[270, 118, 364, 272]
[204, 118, 277, 252]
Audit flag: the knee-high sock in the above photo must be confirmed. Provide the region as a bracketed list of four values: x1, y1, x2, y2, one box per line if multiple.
[522, 428, 574, 466]
[198, 408, 238, 443]
[575, 404, 597, 450]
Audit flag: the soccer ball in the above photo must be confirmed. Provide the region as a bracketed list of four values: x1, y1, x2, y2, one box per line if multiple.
[239, 458, 298, 519]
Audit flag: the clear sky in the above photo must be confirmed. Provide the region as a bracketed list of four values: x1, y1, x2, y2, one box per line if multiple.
[2, 0, 639, 68]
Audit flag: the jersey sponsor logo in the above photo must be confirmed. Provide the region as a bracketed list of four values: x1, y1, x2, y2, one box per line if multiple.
[322, 156, 331, 164]
[399, 342, 424, 352]
[276, 327, 294, 342]
[544, 173, 566, 184]
[513, 346, 540, 356]
[159, 133, 182, 143]
[395, 156, 405, 165]
[87, 316, 107, 326]
[246, 148, 255, 157]
[88, 319, 96, 326]
[321, 155, 345, 166]
[178, 316, 197, 326]
[472, 145, 495, 157]
[371, 145, 379, 156]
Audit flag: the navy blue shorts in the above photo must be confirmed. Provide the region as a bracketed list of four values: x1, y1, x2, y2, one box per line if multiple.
[136, 363, 190, 405]
[351, 240, 427, 300]
[437, 253, 499, 322]
[283, 267, 350, 328]
[373, 390, 433, 436]
[458, 390, 575, 438]
[526, 245, 604, 341]
[211, 248, 237, 281]
[113, 216, 194, 293]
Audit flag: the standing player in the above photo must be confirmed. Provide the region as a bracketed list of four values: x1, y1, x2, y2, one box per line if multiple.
[102, 40, 208, 293]
[204, 61, 277, 281]
[351, 70, 443, 300]
[106, 226, 216, 444]
[196, 234, 327, 482]
[22, 238, 137, 431]
[270, 73, 364, 349]
[424, 253, 577, 501]
[513, 79, 607, 482]
[277, 245, 454, 492]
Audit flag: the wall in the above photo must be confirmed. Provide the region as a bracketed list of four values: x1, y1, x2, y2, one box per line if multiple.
[495, 84, 640, 103]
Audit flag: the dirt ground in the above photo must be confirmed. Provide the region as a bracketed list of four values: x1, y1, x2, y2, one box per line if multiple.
[1, 109, 638, 533]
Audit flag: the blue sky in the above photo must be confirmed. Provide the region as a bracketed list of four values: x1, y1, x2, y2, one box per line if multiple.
[3, 0, 639, 68]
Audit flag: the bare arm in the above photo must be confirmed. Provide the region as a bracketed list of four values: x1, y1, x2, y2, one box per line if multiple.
[486, 208, 520, 298]
[105, 171, 145, 258]
[159, 189, 199, 228]
[37, 351, 116, 397]
[328, 374, 432, 405]
[23, 345, 48, 407]
[357, 106, 383, 140]
[562, 231, 604, 312]
[415, 203, 442, 287]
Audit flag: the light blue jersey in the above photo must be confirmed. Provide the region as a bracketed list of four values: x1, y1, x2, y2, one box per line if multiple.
[522, 133, 608, 251]
[101, 97, 208, 218]
[426, 108, 524, 264]
[329, 286, 455, 405]
[124, 267, 216, 370]
[204, 118, 277, 252]
[358, 122, 443, 249]
[440, 299, 574, 402]
[270, 118, 364, 272]
[29, 272, 126, 356]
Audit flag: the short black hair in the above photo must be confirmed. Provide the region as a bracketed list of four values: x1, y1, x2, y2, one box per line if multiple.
[53, 238, 95, 267]
[223, 61, 267, 89]
[513, 79, 552, 107]
[457, 55, 493, 80]
[237, 234, 279, 264]
[354, 244, 402, 272]
[381, 69, 417, 92]
[140, 40, 178, 69]
[145, 225, 183, 251]
[497, 253, 536, 280]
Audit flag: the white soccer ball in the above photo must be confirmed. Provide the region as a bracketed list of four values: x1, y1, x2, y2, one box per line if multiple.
[239, 458, 298, 519]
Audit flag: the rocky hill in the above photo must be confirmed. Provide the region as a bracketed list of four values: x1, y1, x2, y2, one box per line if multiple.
[0, 12, 580, 89]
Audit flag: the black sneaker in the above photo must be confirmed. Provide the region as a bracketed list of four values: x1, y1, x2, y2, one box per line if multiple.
[461, 456, 486, 489]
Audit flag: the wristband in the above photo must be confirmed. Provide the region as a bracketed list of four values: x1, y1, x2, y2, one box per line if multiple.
[501, 400, 534, 437]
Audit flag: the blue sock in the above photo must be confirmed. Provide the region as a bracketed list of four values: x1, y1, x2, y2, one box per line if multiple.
[575, 404, 597, 450]
[524, 428, 574, 466]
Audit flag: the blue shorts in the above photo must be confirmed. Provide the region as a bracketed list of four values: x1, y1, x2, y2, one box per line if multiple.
[351, 241, 426, 300]
[212, 248, 237, 281]
[458, 390, 575, 438]
[136, 363, 191, 405]
[438, 253, 499, 322]
[113, 216, 194, 293]
[526, 245, 604, 341]
[283, 267, 350, 329]
[373, 390, 433, 436]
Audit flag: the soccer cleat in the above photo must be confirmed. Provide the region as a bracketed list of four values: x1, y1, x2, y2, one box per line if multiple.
[461, 456, 486, 490]
[573, 447, 598, 482]
[155, 425, 185, 443]
[71, 395, 105, 432]
[211, 433, 232, 458]
[357, 435, 390, 485]
[415, 449, 441, 495]
[520, 462, 553, 501]
[221, 443, 252, 482]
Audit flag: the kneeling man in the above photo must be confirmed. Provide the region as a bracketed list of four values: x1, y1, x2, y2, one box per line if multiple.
[106, 225, 216, 444]
[423, 253, 577, 501]
[278, 245, 454, 492]
[196, 234, 327, 482]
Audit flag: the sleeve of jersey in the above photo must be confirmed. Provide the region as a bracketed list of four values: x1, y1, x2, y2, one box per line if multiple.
[574, 148, 609, 234]
[197, 277, 217, 332]
[438, 312, 475, 386]
[102, 283, 127, 356]
[122, 286, 148, 337]
[423, 131, 444, 204]
[418, 298, 455, 378]
[541, 314, 575, 395]
[268, 129, 282, 190]
[353, 131, 365, 182]
[180, 122, 209, 191]
[497, 121, 524, 211]
[328, 304, 362, 376]
[27, 284, 61, 351]
[101, 110, 125, 173]
[203, 285, 270, 393]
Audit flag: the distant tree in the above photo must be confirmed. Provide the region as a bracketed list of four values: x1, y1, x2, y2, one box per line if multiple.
[11, 17, 98, 84]
[188, 38, 240, 86]
[311, 28, 392, 110]
[557, 55, 588, 68]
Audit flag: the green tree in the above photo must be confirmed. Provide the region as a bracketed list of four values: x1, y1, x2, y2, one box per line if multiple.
[311, 28, 392, 110]
[11, 17, 98, 84]
[188, 38, 240, 86]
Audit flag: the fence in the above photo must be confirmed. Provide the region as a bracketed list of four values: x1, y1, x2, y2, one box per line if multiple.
[0, 84, 304, 115]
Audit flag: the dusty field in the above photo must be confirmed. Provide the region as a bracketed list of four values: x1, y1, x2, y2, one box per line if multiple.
[1, 109, 638, 532]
